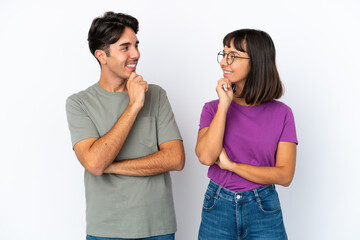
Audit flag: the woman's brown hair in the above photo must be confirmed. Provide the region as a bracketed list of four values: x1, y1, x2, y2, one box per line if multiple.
[223, 29, 283, 105]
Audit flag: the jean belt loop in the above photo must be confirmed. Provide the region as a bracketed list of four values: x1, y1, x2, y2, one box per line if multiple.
[215, 184, 222, 199]
[253, 188, 261, 203]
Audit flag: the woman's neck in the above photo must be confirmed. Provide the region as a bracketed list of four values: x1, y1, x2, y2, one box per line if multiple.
[233, 97, 259, 107]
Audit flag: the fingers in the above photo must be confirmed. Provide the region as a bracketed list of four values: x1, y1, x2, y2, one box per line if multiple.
[127, 73, 148, 110]
[128, 73, 148, 89]
[215, 158, 223, 169]
[128, 71, 137, 81]
[129, 72, 142, 83]
[216, 78, 233, 109]
[217, 78, 231, 92]
[216, 78, 232, 95]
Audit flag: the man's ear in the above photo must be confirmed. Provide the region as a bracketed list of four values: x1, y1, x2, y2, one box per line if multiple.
[95, 49, 107, 65]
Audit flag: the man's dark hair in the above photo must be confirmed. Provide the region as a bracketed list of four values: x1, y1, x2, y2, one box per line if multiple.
[88, 11, 139, 59]
[223, 29, 283, 105]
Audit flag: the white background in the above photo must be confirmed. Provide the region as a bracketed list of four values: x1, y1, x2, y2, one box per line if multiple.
[1, 0, 359, 239]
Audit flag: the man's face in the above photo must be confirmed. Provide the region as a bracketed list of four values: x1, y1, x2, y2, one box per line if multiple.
[105, 27, 140, 81]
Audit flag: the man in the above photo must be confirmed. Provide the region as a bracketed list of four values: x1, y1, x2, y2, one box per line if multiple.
[66, 12, 185, 240]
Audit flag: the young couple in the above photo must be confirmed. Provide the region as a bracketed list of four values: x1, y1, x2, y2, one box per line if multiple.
[66, 11, 297, 240]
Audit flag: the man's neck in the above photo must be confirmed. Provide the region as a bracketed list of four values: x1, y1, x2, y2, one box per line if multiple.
[98, 71, 127, 93]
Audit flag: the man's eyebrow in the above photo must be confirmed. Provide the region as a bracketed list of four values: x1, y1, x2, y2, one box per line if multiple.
[119, 42, 131, 47]
[119, 41, 139, 47]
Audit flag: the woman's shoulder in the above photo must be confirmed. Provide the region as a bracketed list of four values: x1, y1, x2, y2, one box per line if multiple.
[267, 100, 292, 111]
[265, 100, 295, 118]
[204, 99, 219, 106]
[202, 99, 219, 110]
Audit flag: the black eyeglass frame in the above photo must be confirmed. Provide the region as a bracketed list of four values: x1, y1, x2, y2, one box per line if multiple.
[217, 51, 250, 65]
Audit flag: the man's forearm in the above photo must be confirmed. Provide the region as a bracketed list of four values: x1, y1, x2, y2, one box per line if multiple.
[77, 104, 141, 175]
[103, 140, 185, 176]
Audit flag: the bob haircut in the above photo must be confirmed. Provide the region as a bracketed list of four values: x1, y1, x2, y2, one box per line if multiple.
[88, 11, 139, 61]
[223, 29, 283, 105]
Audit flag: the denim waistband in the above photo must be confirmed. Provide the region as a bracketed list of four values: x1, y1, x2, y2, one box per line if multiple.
[207, 180, 275, 202]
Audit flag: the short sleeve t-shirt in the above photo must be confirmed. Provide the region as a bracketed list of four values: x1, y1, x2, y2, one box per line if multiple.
[199, 100, 297, 192]
[66, 83, 182, 238]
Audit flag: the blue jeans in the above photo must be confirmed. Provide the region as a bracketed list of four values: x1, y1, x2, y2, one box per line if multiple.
[198, 181, 287, 240]
[86, 233, 175, 240]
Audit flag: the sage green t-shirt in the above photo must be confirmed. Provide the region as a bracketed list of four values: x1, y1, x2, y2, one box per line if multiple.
[66, 83, 182, 238]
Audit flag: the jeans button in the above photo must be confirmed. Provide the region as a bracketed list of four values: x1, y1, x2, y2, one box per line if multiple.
[236, 195, 242, 199]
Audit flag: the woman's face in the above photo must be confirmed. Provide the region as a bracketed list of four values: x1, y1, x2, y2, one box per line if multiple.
[220, 40, 250, 87]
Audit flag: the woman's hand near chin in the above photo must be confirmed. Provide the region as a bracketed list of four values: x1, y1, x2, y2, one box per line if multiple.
[216, 78, 233, 109]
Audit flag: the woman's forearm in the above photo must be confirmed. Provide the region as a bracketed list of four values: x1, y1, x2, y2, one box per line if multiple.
[216, 144, 296, 187]
[227, 163, 294, 187]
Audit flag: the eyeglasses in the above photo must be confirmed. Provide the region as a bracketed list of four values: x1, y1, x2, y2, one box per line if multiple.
[217, 51, 250, 65]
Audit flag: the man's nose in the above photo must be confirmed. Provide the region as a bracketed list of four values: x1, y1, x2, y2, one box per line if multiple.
[129, 47, 140, 59]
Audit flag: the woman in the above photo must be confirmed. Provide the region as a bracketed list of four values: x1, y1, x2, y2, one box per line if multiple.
[196, 29, 297, 240]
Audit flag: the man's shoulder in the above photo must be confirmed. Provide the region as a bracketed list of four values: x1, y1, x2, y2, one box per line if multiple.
[148, 84, 164, 93]
[66, 84, 98, 103]
[146, 84, 167, 100]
